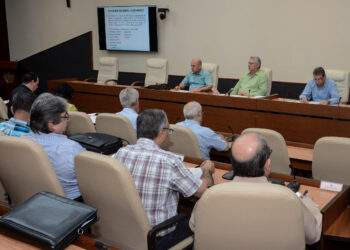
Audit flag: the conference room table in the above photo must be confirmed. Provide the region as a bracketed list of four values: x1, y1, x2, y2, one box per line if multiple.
[48, 79, 350, 147]
[183, 157, 350, 250]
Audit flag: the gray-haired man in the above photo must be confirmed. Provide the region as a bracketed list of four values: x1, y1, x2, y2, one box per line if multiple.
[116, 87, 139, 131]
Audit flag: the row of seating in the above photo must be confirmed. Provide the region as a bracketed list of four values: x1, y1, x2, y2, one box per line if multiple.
[66, 111, 350, 185]
[92, 56, 350, 101]
[0, 135, 305, 249]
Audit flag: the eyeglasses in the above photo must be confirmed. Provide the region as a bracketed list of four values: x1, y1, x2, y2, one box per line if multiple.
[267, 148, 273, 158]
[163, 127, 174, 134]
[61, 112, 70, 120]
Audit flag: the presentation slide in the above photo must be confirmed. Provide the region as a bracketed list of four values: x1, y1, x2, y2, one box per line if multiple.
[104, 6, 150, 51]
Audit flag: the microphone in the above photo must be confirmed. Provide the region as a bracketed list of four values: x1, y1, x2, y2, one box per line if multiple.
[226, 88, 234, 96]
[227, 125, 236, 142]
[94, 241, 110, 250]
[338, 96, 342, 107]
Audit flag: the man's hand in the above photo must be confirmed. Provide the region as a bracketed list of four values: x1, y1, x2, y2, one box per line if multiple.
[190, 88, 201, 93]
[319, 99, 330, 105]
[238, 92, 249, 97]
[300, 97, 309, 103]
[174, 85, 181, 90]
[200, 160, 215, 175]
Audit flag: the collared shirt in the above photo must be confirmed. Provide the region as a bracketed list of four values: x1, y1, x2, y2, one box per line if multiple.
[23, 132, 85, 199]
[7, 84, 33, 118]
[190, 175, 322, 244]
[116, 107, 138, 131]
[114, 138, 202, 236]
[299, 77, 340, 105]
[231, 70, 267, 96]
[0, 118, 32, 136]
[182, 69, 212, 91]
[67, 103, 78, 111]
[176, 119, 227, 160]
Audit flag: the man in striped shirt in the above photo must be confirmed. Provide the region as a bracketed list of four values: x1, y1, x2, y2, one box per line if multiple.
[0, 91, 35, 136]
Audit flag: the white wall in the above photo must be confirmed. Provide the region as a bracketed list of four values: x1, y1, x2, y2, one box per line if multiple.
[5, 0, 350, 82]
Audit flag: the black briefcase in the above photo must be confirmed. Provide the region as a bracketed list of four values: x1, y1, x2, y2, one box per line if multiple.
[0, 192, 98, 250]
[70, 132, 123, 154]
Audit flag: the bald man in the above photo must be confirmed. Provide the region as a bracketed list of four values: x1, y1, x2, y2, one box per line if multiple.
[190, 133, 322, 245]
[174, 58, 212, 93]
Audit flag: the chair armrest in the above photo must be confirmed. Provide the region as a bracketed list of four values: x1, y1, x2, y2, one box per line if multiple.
[130, 81, 144, 87]
[104, 79, 118, 85]
[84, 77, 97, 82]
[147, 213, 192, 250]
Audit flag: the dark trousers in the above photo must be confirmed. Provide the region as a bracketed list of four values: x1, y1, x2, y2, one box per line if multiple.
[156, 217, 193, 250]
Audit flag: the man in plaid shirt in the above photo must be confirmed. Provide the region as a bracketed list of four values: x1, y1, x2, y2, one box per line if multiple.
[115, 109, 214, 249]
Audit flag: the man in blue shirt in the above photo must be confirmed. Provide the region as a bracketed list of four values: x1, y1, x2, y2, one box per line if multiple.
[174, 58, 212, 93]
[0, 91, 35, 136]
[23, 93, 85, 200]
[176, 101, 228, 160]
[116, 88, 139, 131]
[299, 67, 340, 105]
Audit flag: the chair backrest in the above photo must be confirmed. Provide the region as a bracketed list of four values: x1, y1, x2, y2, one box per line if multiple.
[325, 69, 350, 103]
[66, 111, 96, 137]
[194, 182, 305, 250]
[260, 67, 272, 95]
[313, 136, 350, 184]
[95, 113, 137, 144]
[0, 97, 8, 121]
[163, 124, 203, 159]
[202, 62, 219, 89]
[0, 136, 65, 205]
[144, 58, 168, 87]
[75, 151, 150, 250]
[97, 57, 119, 85]
[242, 128, 291, 175]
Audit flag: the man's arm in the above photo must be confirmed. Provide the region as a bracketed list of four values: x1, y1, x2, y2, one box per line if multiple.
[174, 74, 189, 90]
[250, 73, 267, 96]
[190, 85, 213, 93]
[231, 79, 242, 95]
[300, 195, 323, 244]
[328, 82, 340, 105]
[299, 81, 312, 102]
[193, 160, 215, 197]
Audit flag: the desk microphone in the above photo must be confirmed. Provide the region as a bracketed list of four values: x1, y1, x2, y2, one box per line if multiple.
[338, 97, 342, 107]
[227, 125, 236, 142]
[226, 88, 234, 96]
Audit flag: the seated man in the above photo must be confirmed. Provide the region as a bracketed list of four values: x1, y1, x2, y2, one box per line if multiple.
[114, 109, 214, 249]
[116, 88, 139, 131]
[299, 67, 340, 105]
[23, 93, 85, 201]
[191, 133, 322, 245]
[7, 72, 39, 118]
[231, 56, 267, 96]
[176, 101, 228, 160]
[54, 83, 78, 111]
[174, 58, 212, 93]
[0, 91, 35, 136]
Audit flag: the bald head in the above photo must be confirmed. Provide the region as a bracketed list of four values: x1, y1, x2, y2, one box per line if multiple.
[191, 58, 202, 74]
[231, 133, 271, 177]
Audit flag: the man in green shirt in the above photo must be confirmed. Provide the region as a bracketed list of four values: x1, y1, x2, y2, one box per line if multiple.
[231, 56, 267, 97]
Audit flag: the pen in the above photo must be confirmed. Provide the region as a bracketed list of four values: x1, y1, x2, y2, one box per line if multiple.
[303, 190, 308, 197]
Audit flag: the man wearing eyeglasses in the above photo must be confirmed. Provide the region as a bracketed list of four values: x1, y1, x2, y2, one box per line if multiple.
[176, 101, 228, 160]
[23, 93, 85, 201]
[190, 133, 322, 245]
[114, 109, 215, 249]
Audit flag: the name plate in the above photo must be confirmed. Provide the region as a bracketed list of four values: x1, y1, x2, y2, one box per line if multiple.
[320, 180, 343, 192]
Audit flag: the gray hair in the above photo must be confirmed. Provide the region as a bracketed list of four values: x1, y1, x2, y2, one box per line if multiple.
[136, 109, 168, 139]
[250, 56, 261, 68]
[183, 101, 202, 119]
[119, 88, 139, 108]
[30, 93, 67, 133]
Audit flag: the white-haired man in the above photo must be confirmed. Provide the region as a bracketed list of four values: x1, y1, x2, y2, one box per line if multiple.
[176, 101, 228, 160]
[231, 56, 267, 97]
[116, 88, 139, 131]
